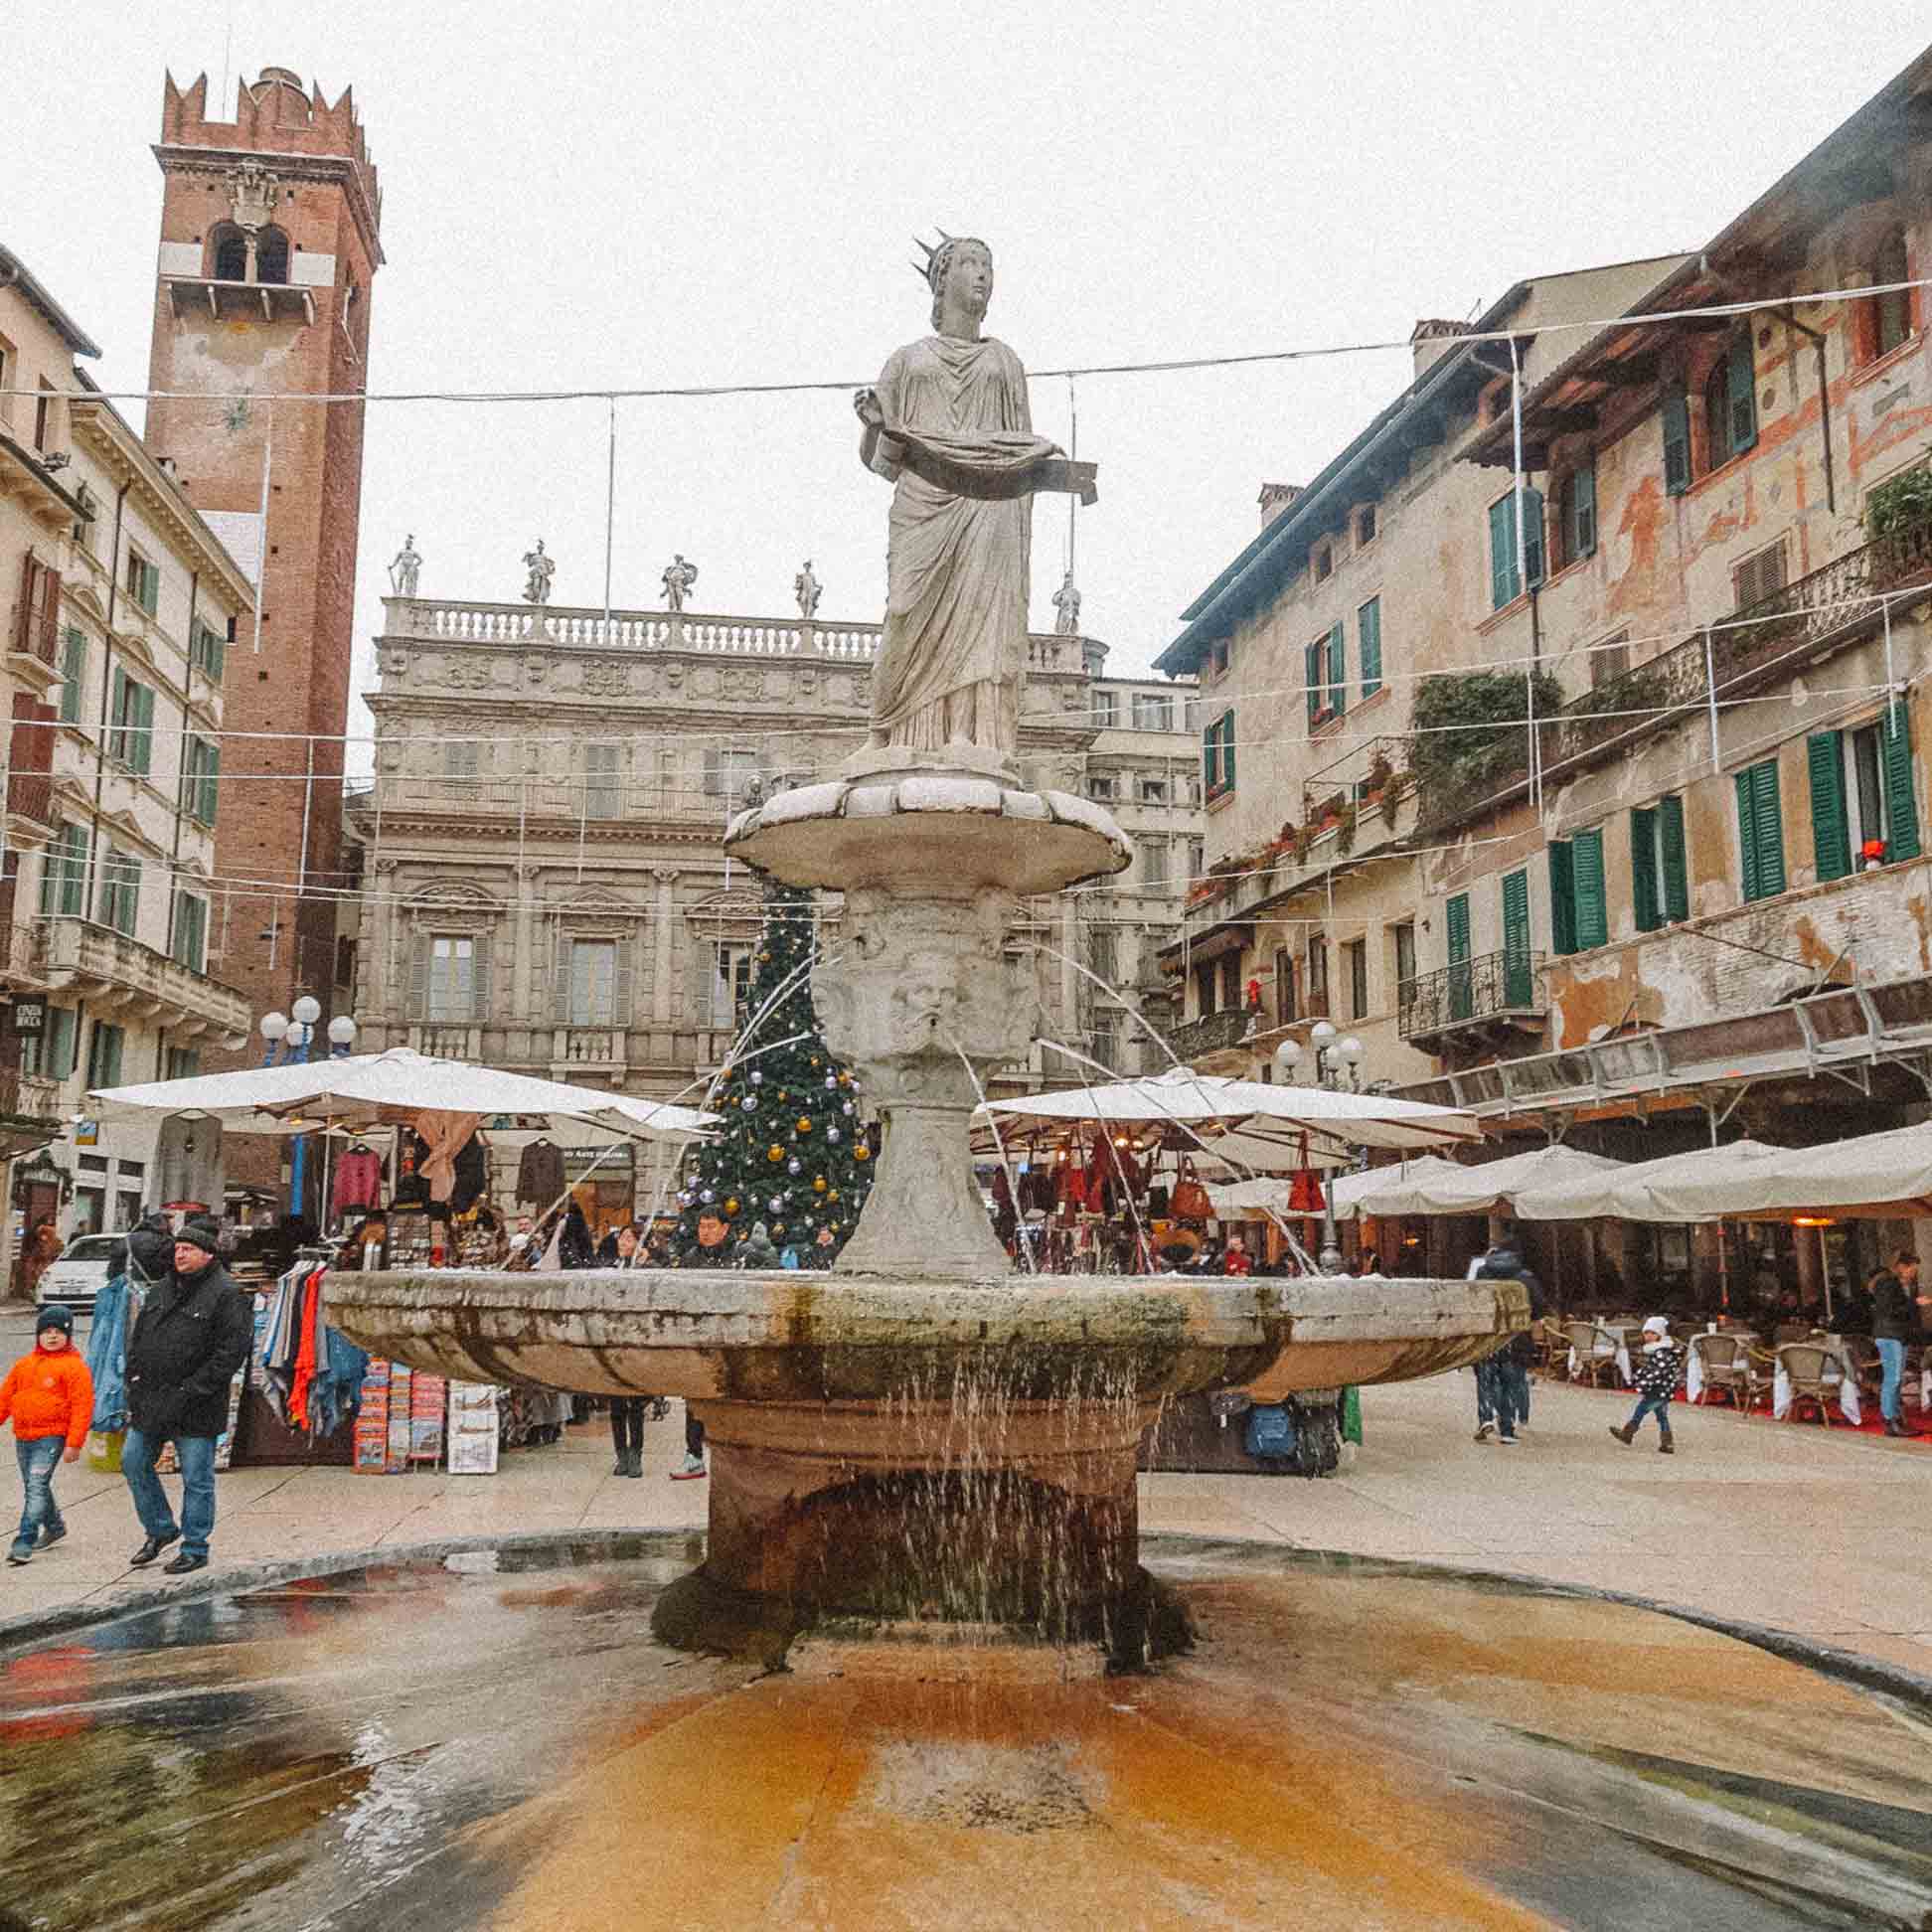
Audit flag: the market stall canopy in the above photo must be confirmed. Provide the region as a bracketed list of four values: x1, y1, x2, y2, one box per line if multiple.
[1325, 1156, 1469, 1219]
[1623, 1122, 1932, 1222]
[1510, 1138, 1784, 1222]
[1343, 1144, 1625, 1219]
[977, 1069, 1480, 1162]
[86, 1047, 717, 1142]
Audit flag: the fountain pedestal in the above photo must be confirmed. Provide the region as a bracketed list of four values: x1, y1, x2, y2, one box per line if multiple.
[724, 758, 1130, 1281]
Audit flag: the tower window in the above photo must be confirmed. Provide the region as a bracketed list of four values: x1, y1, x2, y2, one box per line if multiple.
[256, 227, 290, 285]
[208, 222, 291, 285]
[211, 224, 248, 281]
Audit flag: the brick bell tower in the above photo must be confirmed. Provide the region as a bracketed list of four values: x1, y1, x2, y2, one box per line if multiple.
[144, 67, 382, 1090]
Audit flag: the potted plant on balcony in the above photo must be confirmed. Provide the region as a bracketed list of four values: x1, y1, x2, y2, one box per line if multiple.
[1364, 750, 1394, 801]
[1861, 836, 1888, 873]
[1317, 790, 1347, 830]
[1337, 801, 1360, 856]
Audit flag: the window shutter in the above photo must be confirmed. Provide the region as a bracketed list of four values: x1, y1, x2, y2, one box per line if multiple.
[1806, 730, 1851, 881]
[1547, 840, 1577, 956]
[1573, 463, 1597, 558]
[1522, 487, 1546, 588]
[1727, 330, 1757, 455]
[59, 628, 85, 724]
[132, 683, 155, 775]
[1735, 770, 1761, 903]
[1501, 870, 1530, 1005]
[108, 666, 126, 758]
[13, 555, 33, 655]
[1661, 389, 1691, 495]
[1221, 711, 1235, 790]
[1304, 639, 1322, 726]
[1659, 794, 1690, 922]
[1201, 719, 1215, 795]
[48, 1007, 77, 1079]
[1488, 496, 1515, 608]
[1359, 597, 1381, 698]
[1631, 806, 1661, 931]
[470, 930, 493, 1022]
[1571, 828, 1607, 949]
[1883, 700, 1921, 862]
[1445, 891, 1470, 964]
[203, 741, 221, 825]
[614, 936, 635, 1030]
[1327, 622, 1346, 718]
[1736, 759, 1784, 901]
[407, 932, 430, 1021]
[555, 927, 573, 1023]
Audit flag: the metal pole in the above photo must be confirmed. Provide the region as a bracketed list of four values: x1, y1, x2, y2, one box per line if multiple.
[287, 1027, 312, 1217]
[602, 396, 617, 643]
[1508, 335, 1537, 815]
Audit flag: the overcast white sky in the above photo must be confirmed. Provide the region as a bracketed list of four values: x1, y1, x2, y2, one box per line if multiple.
[5, 2, 1929, 770]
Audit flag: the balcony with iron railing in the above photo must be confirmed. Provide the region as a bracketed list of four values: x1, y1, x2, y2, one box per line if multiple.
[1398, 948, 1546, 1047]
[1417, 521, 1932, 832]
[1163, 1006, 1257, 1061]
[40, 918, 251, 1042]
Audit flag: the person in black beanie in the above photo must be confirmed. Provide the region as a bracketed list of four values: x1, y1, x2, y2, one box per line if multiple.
[121, 1214, 251, 1575]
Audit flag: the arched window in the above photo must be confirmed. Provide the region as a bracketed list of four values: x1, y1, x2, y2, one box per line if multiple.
[1872, 230, 1911, 360]
[255, 226, 290, 285]
[210, 224, 247, 281]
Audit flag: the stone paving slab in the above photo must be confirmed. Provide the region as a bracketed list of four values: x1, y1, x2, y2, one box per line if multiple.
[2, 1369, 1926, 1668]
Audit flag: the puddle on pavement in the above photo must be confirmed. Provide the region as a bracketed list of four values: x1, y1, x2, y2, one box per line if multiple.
[0, 1533, 1927, 1931]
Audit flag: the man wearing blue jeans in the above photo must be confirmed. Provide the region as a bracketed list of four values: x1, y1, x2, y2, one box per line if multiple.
[1870, 1249, 1928, 1439]
[122, 1216, 251, 1575]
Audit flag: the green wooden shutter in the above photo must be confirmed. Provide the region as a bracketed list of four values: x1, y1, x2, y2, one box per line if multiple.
[1327, 622, 1346, 719]
[1727, 330, 1757, 455]
[59, 628, 85, 724]
[108, 666, 126, 761]
[1501, 870, 1530, 1005]
[407, 933, 430, 1021]
[1736, 759, 1784, 901]
[1659, 794, 1690, 922]
[47, 1007, 77, 1079]
[1807, 730, 1851, 881]
[1488, 496, 1516, 608]
[1201, 718, 1216, 794]
[132, 683, 155, 775]
[1548, 840, 1577, 956]
[1572, 463, 1597, 559]
[1359, 597, 1381, 698]
[1221, 711, 1235, 790]
[1662, 389, 1691, 495]
[1523, 486, 1546, 587]
[1304, 639, 1323, 726]
[1445, 891, 1472, 1021]
[202, 741, 221, 825]
[1883, 700, 1921, 861]
[1631, 807, 1661, 931]
[1571, 828, 1607, 949]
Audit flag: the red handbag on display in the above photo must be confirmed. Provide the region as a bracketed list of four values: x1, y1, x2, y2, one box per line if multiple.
[1171, 1161, 1214, 1222]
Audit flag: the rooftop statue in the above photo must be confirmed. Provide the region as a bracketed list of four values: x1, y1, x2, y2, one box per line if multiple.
[854, 234, 1095, 762]
[388, 534, 421, 598]
[662, 553, 699, 612]
[521, 539, 555, 606]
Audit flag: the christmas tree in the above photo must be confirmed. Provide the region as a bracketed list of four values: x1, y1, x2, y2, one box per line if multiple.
[673, 880, 874, 1267]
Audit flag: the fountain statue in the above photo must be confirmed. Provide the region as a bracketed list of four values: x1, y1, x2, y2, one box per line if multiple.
[330, 239, 1526, 1657]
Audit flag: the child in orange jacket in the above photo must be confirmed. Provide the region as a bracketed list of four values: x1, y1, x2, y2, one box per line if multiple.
[2, 1303, 94, 1565]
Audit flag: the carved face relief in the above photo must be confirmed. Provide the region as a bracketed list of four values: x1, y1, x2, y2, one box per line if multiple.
[523, 654, 549, 687]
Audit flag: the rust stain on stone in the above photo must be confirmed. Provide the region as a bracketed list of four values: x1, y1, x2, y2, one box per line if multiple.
[1789, 915, 1840, 971]
[1548, 955, 1657, 1049]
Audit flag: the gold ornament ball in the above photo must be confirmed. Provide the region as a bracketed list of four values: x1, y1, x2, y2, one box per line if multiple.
[724, 1198, 739, 1215]
[828, 1188, 840, 1203]
[767, 1144, 784, 1162]
[812, 1176, 827, 1193]
[796, 1116, 813, 1133]
[854, 1143, 872, 1162]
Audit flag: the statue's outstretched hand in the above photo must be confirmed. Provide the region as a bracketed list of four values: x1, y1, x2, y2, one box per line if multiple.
[854, 387, 885, 429]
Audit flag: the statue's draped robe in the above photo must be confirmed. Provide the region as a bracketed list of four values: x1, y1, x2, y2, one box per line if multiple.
[865, 334, 1055, 755]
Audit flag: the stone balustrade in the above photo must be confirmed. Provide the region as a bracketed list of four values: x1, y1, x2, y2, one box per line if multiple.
[39, 917, 250, 1042]
[384, 595, 1088, 672]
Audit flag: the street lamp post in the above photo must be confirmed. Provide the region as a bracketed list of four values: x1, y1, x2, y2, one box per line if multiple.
[1275, 1021, 1367, 1274]
[259, 996, 324, 1217]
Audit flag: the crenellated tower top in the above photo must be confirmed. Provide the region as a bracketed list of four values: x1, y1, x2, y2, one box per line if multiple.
[158, 67, 382, 263]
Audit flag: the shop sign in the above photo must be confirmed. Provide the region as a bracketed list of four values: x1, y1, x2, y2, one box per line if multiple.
[11, 997, 46, 1037]
[72, 1118, 98, 1147]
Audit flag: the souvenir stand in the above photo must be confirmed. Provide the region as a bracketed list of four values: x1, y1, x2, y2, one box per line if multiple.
[979, 1071, 1482, 1474]
[85, 1048, 714, 1473]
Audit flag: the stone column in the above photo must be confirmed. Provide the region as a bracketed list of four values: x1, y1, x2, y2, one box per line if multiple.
[652, 869, 678, 1025]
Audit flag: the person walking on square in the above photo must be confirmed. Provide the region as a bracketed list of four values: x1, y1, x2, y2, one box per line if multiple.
[1473, 1228, 1543, 1444]
[2, 1305, 93, 1565]
[1869, 1249, 1929, 1438]
[122, 1215, 252, 1575]
[1610, 1315, 1684, 1454]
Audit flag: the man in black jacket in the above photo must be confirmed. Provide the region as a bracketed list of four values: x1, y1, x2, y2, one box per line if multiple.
[1870, 1249, 1928, 1439]
[122, 1215, 253, 1574]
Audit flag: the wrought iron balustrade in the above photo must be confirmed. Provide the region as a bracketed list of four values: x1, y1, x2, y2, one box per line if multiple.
[1164, 1007, 1256, 1060]
[1398, 948, 1544, 1039]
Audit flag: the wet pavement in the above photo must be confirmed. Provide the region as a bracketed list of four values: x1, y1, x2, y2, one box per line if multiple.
[2, 1532, 1927, 1931]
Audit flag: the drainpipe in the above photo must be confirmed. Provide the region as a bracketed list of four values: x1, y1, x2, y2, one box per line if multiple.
[160, 569, 198, 1078]
[1781, 306, 1836, 516]
[82, 479, 132, 919]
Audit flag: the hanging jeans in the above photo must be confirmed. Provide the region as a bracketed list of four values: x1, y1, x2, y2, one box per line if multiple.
[1875, 1337, 1907, 1421]
[13, 1437, 66, 1556]
[123, 1430, 218, 1560]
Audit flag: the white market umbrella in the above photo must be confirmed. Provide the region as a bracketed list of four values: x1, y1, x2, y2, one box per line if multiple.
[978, 1068, 1479, 1160]
[1345, 1143, 1625, 1218]
[1325, 1156, 1470, 1219]
[87, 1046, 716, 1143]
[1634, 1122, 1932, 1222]
[1512, 1137, 1785, 1222]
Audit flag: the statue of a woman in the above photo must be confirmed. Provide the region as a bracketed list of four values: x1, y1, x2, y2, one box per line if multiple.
[854, 237, 1093, 762]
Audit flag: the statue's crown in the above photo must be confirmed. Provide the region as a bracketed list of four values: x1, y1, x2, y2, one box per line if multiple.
[910, 229, 955, 287]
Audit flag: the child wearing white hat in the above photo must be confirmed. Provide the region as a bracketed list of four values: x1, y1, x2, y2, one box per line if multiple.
[1610, 1315, 1684, 1455]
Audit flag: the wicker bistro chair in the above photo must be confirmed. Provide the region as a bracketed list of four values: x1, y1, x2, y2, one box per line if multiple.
[1563, 1321, 1624, 1389]
[1530, 1317, 1566, 1380]
[1776, 1342, 1847, 1427]
[1688, 1331, 1752, 1409]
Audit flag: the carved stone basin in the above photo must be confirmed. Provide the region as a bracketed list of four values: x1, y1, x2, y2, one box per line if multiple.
[330, 1268, 1527, 1640]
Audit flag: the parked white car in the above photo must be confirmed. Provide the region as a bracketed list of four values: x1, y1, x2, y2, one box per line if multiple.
[33, 1232, 125, 1318]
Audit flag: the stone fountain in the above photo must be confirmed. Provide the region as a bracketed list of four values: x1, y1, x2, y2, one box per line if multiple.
[329, 234, 1527, 1654]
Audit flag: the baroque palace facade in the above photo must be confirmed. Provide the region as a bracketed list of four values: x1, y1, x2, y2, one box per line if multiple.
[343, 590, 1201, 1124]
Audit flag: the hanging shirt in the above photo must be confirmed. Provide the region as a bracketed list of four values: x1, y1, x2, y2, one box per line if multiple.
[516, 1141, 566, 1208]
[332, 1149, 384, 1216]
